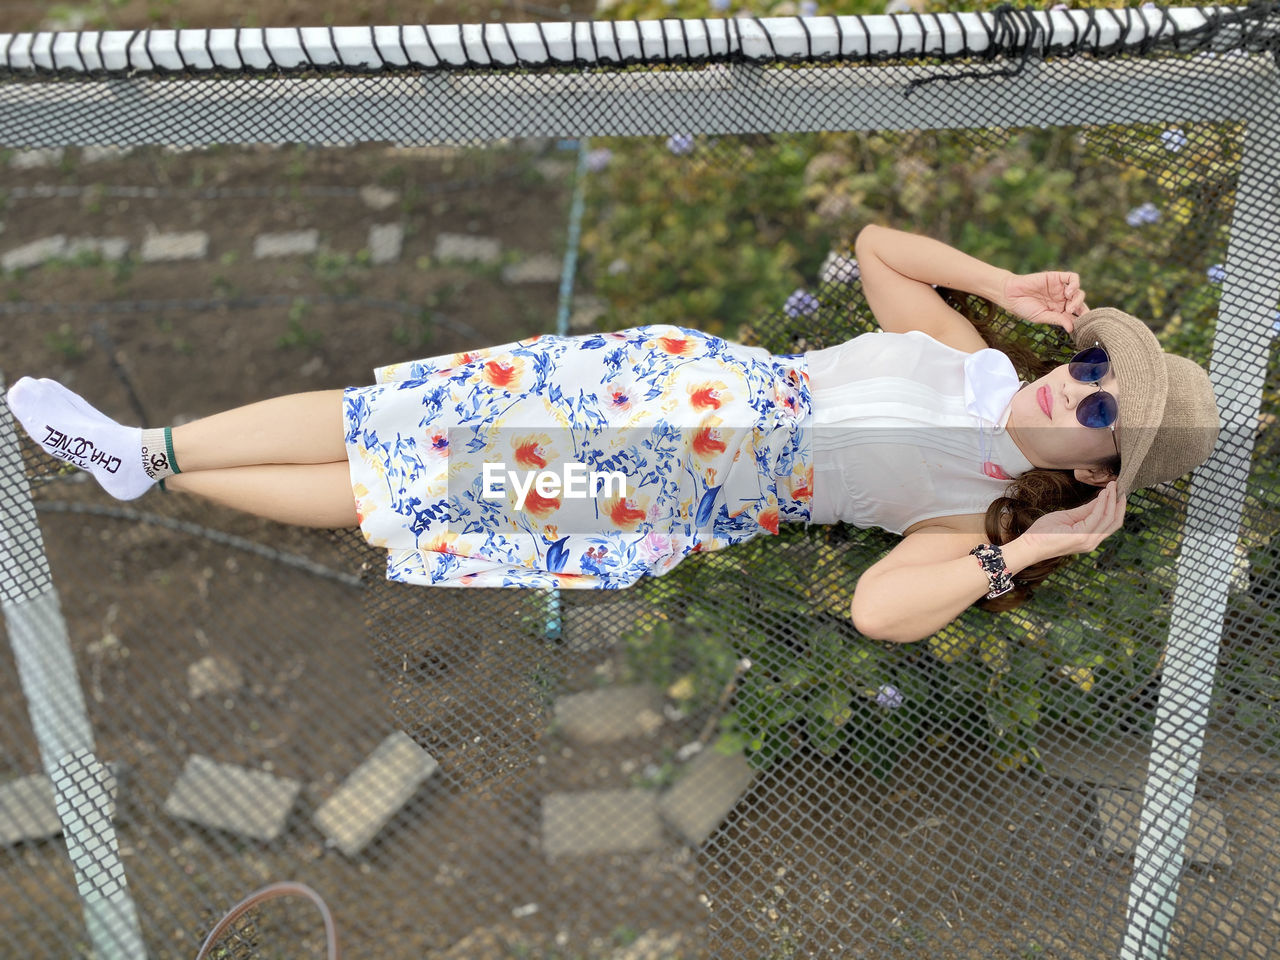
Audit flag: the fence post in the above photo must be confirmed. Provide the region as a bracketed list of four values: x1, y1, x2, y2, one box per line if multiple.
[1119, 101, 1280, 960]
[0, 379, 148, 959]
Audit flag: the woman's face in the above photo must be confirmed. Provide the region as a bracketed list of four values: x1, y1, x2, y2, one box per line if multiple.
[1006, 362, 1121, 484]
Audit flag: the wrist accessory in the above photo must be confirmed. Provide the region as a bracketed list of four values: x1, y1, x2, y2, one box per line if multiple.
[969, 543, 1014, 599]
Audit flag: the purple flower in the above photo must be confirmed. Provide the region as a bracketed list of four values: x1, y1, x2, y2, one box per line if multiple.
[1161, 128, 1187, 153]
[710, 0, 731, 10]
[799, 0, 818, 14]
[1050, 2, 1069, 9]
[784, 289, 820, 318]
[820, 252, 860, 284]
[1207, 263, 1226, 284]
[875, 684, 904, 709]
[666, 134, 695, 156]
[585, 148, 613, 172]
[1270, 310, 1280, 336]
[1125, 202, 1160, 227]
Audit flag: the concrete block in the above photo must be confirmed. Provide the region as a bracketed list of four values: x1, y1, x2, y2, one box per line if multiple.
[187, 655, 244, 699]
[1, 769, 122, 845]
[534, 157, 574, 181]
[1093, 787, 1232, 865]
[65, 237, 128, 262]
[658, 748, 756, 846]
[313, 731, 437, 856]
[542, 789, 664, 858]
[435, 233, 500, 265]
[0, 775, 64, 844]
[359, 185, 399, 210]
[568, 295, 607, 333]
[164, 755, 300, 841]
[554, 685, 665, 744]
[253, 229, 319, 259]
[368, 223, 403, 265]
[81, 145, 134, 164]
[9, 148, 64, 169]
[3, 236, 67, 271]
[501, 253, 562, 284]
[384, 144, 463, 160]
[140, 231, 208, 262]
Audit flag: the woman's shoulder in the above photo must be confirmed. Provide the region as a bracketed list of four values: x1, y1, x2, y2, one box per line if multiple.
[901, 512, 988, 538]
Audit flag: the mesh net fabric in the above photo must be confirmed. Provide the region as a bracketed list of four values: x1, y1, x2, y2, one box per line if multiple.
[2, 5, 1280, 959]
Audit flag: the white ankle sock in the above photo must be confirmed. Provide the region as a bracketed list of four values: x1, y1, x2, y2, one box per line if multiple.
[5, 377, 176, 500]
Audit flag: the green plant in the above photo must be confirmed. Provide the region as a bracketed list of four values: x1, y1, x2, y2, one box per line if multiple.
[577, 31, 1264, 778]
[44, 323, 84, 360]
[276, 300, 323, 350]
[311, 250, 369, 297]
[108, 253, 137, 287]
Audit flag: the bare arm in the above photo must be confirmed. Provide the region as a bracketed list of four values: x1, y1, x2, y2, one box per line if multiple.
[850, 521, 1043, 644]
[854, 224, 1012, 353]
[856, 224, 1090, 342]
[851, 483, 1125, 644]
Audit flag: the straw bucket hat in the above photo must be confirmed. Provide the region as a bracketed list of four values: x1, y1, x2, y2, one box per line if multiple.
[1071, 307, 1221, 496]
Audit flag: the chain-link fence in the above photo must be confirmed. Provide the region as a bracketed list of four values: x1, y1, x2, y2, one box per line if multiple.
[2, 5, 1280, 958]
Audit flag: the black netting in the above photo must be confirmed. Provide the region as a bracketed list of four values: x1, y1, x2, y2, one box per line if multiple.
[2, 5, 1279, 959]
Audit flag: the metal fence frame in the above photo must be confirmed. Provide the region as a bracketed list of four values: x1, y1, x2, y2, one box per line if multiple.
[2, 8, 1279, 957]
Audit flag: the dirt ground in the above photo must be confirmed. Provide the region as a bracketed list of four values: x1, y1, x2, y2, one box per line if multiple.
[2, 17, 1279, 960]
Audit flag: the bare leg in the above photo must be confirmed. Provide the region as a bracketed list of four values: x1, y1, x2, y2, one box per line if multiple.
[8, 380, 358, 523]
[165, 462, 358, 528]
[169, 391, 356, 526]
[171, 390, 348, 472]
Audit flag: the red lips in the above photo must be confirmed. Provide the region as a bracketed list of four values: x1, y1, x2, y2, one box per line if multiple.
[1038, 385, 1053, 418]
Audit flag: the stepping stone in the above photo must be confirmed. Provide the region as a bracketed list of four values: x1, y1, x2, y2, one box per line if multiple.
[501, 253, 562, 284]
[164, 755, 300, 841]
[568, 295, 606, 333]
[313, 731, 437, 856]
[81, 145, 134, 164]
[9, 148, 64, 169]
[367, 223, 403, 265]
[1, 775, 66, 844]
[553, 685, 665, 744]
[359, 185, 399, 211]
[1, 768, 123, 845]
[385, 144, 463, 160]
[658, 748, 756, 846]
[435, 233, 500, 265]
[140, 231, 208, 262]
[253, 230, 319, 259]
[1092, 786, 1232, 865]
[3, 236, 67, 272]
[542, 789, 664, 858]
[65, 237, 128, 262]
[187, 655, 243, 699]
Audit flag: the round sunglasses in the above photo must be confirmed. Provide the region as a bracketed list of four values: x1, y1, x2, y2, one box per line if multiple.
[1068, 343, 1121, 457]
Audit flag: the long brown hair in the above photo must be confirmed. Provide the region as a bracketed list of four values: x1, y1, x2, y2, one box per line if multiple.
[936, 288, 1121, 613]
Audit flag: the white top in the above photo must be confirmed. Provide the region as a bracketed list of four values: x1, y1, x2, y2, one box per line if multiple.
[806, 330, 1035, 534]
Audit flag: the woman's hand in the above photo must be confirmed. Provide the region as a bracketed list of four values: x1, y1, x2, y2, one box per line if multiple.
[1016, 481, 1126, 561]
[1001, 271, 1089, 333]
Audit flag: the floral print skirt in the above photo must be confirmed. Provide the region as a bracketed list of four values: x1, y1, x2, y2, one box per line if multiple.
[342, 324, 813, 589]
